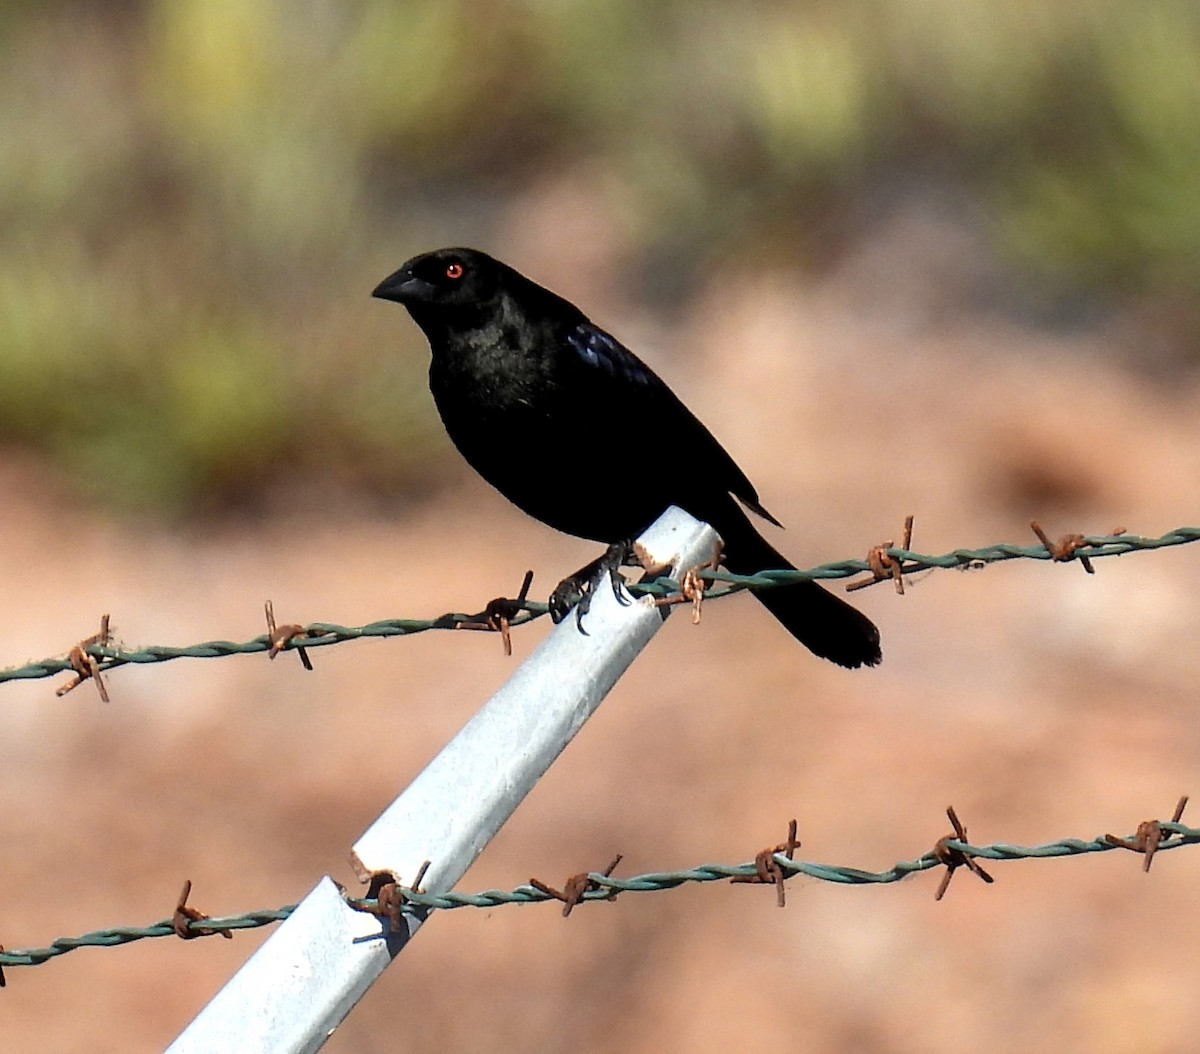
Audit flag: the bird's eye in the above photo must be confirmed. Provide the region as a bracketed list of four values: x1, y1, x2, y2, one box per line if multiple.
[445, 262, 464, 280]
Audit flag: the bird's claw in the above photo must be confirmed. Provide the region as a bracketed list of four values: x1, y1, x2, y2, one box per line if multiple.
[549, 541, 638, 634]
[548, 577, 581, 625]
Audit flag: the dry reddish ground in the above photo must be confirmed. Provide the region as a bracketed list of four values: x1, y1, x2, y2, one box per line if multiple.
[3, 230, 1199, 1053]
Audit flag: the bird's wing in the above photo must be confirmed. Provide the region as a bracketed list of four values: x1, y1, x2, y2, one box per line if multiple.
[564, 322, 781, 527]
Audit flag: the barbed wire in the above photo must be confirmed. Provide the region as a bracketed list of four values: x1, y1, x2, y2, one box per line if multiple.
[3, 527, 1197, 981]
[3, 525, 1197, 691]
[2, 807, 1196, 974]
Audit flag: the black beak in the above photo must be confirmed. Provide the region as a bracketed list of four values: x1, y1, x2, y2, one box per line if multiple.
[372, 268, 433, 304]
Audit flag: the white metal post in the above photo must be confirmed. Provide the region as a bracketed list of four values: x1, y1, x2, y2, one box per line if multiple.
[167, 507, 719, 1053]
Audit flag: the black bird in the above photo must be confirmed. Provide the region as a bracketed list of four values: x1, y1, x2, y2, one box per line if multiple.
[372, 248, 881, 668]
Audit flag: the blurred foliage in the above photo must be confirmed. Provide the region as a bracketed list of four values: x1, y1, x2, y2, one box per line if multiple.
[1, 0, 1199, 515]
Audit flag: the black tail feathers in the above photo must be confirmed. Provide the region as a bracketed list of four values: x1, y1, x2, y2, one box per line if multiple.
[750, 574, 881, 668]
[721, 517, 881, 669]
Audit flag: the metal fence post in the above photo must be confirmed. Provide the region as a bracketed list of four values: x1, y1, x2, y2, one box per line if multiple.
[167, 506, 719, 1053]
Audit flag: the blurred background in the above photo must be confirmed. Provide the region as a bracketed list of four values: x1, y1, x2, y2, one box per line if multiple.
[3, 1, 1200, 1050]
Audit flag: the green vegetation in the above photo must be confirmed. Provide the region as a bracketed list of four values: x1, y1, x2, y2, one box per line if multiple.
[2, 0, 1198, 514]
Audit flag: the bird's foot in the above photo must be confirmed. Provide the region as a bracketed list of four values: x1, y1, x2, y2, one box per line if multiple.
[549, 541, 639, 634]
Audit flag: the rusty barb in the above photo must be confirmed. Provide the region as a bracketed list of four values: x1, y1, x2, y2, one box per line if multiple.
[447, 569, 536, 656]
[652, 539, 724, 625]
[1105, 796, 1190, 872]
[354, 861, 432, 930]
[1030, 520, 1126, 575]
[173, 880, 233, 940]
[848, 515, 916, 594]
[730, 819, 803, 907]
[933, 806, 995, 901]
[530, 854, 624, 917]
[264, 600, 314, 670]
[55, 614, 113, 702]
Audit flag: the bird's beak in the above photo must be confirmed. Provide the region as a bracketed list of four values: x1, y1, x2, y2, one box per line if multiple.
[371, 268, 433, 304]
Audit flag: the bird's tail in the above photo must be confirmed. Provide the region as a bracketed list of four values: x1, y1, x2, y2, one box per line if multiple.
[720, 512, 882, 669]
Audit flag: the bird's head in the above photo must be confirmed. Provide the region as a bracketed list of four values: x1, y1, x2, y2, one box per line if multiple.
[372, 248, 502, 320]
[373, 247, 585, 345]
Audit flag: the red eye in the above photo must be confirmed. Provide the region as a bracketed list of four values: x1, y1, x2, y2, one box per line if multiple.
[445, 262, 464, 280]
